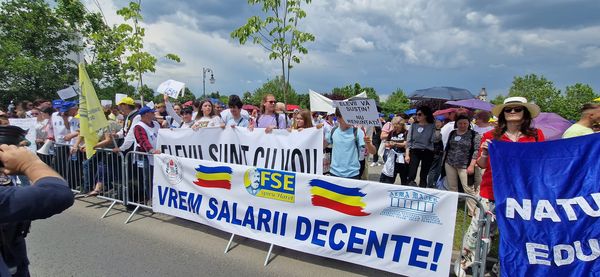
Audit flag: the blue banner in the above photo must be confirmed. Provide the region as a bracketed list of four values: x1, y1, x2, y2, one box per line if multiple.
[491, 133, 600, 276]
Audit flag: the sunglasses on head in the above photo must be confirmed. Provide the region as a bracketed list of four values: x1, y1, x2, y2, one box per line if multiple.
[503, 107, 524, 113]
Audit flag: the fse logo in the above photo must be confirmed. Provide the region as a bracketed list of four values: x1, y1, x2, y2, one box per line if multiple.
[244, 168, 296, 203]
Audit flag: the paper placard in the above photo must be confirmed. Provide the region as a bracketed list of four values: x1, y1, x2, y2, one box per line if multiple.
[146, 101, 155, 109]
[8, 118, 37, 152]
[333, 99, 381, 127]
[157, 79, 185, 99]
[57, 86, 78, 100]
[100, 100, 112, 107]
[115, 93, 127, 105]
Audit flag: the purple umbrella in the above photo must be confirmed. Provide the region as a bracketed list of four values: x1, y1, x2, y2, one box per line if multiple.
[446, 99, 495, 111]
[533, 112, 572, 141]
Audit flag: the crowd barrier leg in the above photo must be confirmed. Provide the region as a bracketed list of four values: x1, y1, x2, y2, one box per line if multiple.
[224, 233, 235, 254]
[96, 149, 126, 219]
[455, 193, 492, 277]
[264, 244, 275, 266]
[123, 151, 154, 224]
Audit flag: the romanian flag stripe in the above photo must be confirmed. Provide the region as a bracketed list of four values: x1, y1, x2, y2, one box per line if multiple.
[309, 179, 365, 197]
[193, 179, 231, 189]
[195, 172, 232, 181]
[310, 186, 366, 208]
[195, 165, 232, 174]
[311, 195, 369, 216]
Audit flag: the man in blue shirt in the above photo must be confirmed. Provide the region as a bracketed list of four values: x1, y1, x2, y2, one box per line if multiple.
[0, 126, 74, 276]
[325, 108, 376, 179]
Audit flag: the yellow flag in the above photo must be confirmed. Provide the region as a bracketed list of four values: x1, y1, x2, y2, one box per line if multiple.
[594, 97, 600, 102]
[79, 63, 109, 159]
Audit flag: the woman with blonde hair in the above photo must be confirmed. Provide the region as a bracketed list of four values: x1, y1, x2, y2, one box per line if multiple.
[379, 116, 409, 185]
[290, 110, 314, 130]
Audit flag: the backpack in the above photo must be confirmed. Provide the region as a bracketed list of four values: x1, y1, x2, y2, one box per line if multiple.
[330, 126, 360, 159]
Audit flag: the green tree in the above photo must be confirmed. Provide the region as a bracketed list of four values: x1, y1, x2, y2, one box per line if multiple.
[490, 94, 507, 105]
[508, 74, 561, 113]
[251, 76, 298, 107]
[330, 83, 380, 103]
[554, 83, 598, 120]
[231, 0, 315, 105]
[115, 1, 180, 102]
[381, 89, 410, 114]
[0, 0, 79, 105]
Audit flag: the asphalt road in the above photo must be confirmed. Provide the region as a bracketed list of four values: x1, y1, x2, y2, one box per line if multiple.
[27, 164, 405, 277]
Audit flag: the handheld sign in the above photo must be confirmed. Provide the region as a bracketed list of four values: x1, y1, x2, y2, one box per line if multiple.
[334, 99, 381, 127]
[115, 93, 127, 105]
[100, 100, 112, 107]
[8, 118, 37, 152]
[157, 79, 185, 99]
[56, 86, 78, 100]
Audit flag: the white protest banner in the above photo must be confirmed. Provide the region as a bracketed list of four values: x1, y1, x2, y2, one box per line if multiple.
[115, 93, 127, 105]
[100, 100, 112, 107]
[334, 99, 381, 127]
[153, 154, 458, 276]
[157, 79, 185, 99]
[8, 118, 37, 152]
[56, 86, 78, 100]
[157, 127, 323, 175]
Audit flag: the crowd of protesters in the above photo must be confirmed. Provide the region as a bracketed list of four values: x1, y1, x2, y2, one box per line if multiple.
[1, 94, 599, 276]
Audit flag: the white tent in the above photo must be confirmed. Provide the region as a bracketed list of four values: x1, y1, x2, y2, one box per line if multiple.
[309, 89, 368, 113]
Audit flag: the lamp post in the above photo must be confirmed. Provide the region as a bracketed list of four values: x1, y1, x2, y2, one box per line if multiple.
[202, 67, 215, 98]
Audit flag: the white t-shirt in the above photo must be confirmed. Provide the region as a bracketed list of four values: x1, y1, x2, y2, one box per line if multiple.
[220, 109, 249, 123]
[192, 116, 223, 129]
[51, 112, 69, 144]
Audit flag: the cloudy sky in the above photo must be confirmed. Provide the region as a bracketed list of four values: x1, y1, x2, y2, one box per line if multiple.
[84, 0, 600, 100]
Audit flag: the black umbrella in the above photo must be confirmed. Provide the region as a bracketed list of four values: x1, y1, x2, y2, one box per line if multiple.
[409, 86, 475, 101]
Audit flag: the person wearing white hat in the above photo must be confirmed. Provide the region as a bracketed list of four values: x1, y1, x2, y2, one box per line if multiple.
[456, 96, 545, 277]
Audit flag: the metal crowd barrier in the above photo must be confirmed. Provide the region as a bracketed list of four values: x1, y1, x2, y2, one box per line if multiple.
[123, 151, 155, 224]
[53, 142, 84, 193]
[454, 193, 492, 277]
[82, 148, 127, 218]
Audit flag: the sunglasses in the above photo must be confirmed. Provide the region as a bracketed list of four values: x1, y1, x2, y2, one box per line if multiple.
[416, 113, 423, 116]
[266, 101, 276, 104]
[503, 107, 524, 113]
[31, 113, 39, 116]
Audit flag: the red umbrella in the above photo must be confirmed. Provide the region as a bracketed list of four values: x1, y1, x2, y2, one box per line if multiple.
[433, 108, 458, 116]
[242, 104, 258, 111]
[183, 100, 193, 107]
[286, 104, 300, 111]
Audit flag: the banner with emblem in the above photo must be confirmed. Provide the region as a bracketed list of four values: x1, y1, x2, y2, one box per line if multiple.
[157, 127, 323, 175]
[153, 154, 458, 276]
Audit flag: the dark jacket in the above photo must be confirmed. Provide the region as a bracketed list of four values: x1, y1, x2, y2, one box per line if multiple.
[0, 177, 74, 276]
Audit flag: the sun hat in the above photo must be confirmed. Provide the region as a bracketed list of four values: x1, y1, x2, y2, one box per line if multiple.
[117, 96, 135, 106]
[491, 96, 540, 118]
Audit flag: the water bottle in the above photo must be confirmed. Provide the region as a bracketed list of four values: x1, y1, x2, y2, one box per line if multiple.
[71, 151, 78, 161]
